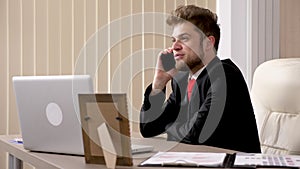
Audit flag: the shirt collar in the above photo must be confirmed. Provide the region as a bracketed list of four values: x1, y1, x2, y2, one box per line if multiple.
[189, 66, 206, 80]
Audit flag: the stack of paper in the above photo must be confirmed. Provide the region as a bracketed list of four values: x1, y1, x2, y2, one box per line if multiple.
[140, 152, 227, 167]
[140, 152, 300, 168]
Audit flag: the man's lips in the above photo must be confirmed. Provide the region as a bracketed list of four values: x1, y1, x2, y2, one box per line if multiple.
[174, 53, 184, 60]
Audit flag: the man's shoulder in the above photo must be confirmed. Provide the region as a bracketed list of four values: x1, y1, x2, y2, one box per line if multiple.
[220, 58, 243, 74]
[207, 57, 245, 82]
[221, 58, 238, 69]
[206, 57, 239, 74]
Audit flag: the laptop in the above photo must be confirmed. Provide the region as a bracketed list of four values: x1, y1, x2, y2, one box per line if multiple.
[13, 75, 93, 155]
[13, 75, 153, 155]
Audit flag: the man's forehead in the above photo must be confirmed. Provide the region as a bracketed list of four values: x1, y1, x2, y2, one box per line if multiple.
[171, 22, 200, 37]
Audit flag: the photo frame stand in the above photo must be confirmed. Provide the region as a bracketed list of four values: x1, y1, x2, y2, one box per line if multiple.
[79, 94, 133, 167]
[97, 123, 117, 169]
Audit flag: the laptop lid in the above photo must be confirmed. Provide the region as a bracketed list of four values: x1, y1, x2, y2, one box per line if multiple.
[13, 75, 93, 155]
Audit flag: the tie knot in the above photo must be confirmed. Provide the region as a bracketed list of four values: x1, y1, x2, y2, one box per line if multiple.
[187, 79, 196, 101]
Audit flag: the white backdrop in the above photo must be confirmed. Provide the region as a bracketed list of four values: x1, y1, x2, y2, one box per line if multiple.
[217, 0, 280, 89]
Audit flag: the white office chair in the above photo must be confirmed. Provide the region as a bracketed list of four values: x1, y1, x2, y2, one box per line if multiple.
[251, 58, 300, 155]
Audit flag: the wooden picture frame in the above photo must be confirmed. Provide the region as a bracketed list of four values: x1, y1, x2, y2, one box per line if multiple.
[78, 93, 133, 166]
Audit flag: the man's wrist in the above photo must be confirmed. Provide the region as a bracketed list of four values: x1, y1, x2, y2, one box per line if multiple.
[150, 88, 163, 96]
[151, 81, 167, 95]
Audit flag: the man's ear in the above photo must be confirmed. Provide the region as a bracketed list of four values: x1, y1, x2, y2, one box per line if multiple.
[205, 36, 215, 51]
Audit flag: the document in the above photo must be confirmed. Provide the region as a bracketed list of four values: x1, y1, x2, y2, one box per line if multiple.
[234, 153, 300, 168]
[140, 152, 300, 168]
[139, 152, 228, 167]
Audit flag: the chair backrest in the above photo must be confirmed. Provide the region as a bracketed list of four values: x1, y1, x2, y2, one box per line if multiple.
[251, 58, 300, 155]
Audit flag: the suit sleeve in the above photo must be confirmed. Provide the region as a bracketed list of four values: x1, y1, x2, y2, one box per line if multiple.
[140, 83, 180, 138]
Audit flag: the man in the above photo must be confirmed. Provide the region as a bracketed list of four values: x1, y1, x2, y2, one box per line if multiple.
[139, 5, 261, 153]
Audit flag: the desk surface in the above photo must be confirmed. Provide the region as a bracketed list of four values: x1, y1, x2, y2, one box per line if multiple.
[0, 135, 285, 169]
[0, 135, 238, 169]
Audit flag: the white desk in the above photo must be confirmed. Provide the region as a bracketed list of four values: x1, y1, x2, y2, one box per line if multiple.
[0, 135, 240, 169]
[0, 135, 290, 169]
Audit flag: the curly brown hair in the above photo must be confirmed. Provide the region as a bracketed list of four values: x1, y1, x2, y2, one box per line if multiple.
[166, 5, 220, 51]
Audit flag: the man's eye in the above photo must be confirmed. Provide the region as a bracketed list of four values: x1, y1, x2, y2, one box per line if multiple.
[171, 36, 189, 43]
[180, 36, 189, 41]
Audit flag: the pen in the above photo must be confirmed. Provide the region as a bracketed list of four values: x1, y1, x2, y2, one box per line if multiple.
[13, 138, 23, 144]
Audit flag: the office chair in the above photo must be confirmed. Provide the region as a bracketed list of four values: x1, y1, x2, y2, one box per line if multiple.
[251, 58, 300, 155]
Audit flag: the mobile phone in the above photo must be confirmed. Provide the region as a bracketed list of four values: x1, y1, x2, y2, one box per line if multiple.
[161, 52, 175, 71]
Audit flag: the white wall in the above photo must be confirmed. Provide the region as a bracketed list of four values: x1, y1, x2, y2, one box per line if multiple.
[217, 0, 280, 88]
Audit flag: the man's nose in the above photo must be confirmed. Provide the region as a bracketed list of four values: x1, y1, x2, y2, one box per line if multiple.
[172, 40, 182, 51]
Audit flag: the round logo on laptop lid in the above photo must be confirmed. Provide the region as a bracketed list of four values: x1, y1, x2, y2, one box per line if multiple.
[46, 102, 63, 126]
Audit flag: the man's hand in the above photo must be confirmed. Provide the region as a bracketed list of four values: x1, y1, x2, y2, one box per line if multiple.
[151, 48, 177, 94]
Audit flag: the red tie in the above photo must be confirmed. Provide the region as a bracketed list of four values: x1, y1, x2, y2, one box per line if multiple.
[187, 79, 196, 101]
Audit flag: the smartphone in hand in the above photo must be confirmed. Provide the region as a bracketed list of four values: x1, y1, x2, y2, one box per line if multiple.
[161, 52, 175, 71]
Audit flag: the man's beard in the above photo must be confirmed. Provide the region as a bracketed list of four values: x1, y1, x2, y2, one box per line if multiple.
[175, 60, 189, 71]
[175, 55, 203, 72]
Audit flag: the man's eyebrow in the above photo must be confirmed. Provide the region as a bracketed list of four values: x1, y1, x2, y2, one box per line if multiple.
[171, 33, 191, 38]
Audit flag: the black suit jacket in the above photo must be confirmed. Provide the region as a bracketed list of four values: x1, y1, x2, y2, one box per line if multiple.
[140, 57, 261, 153]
